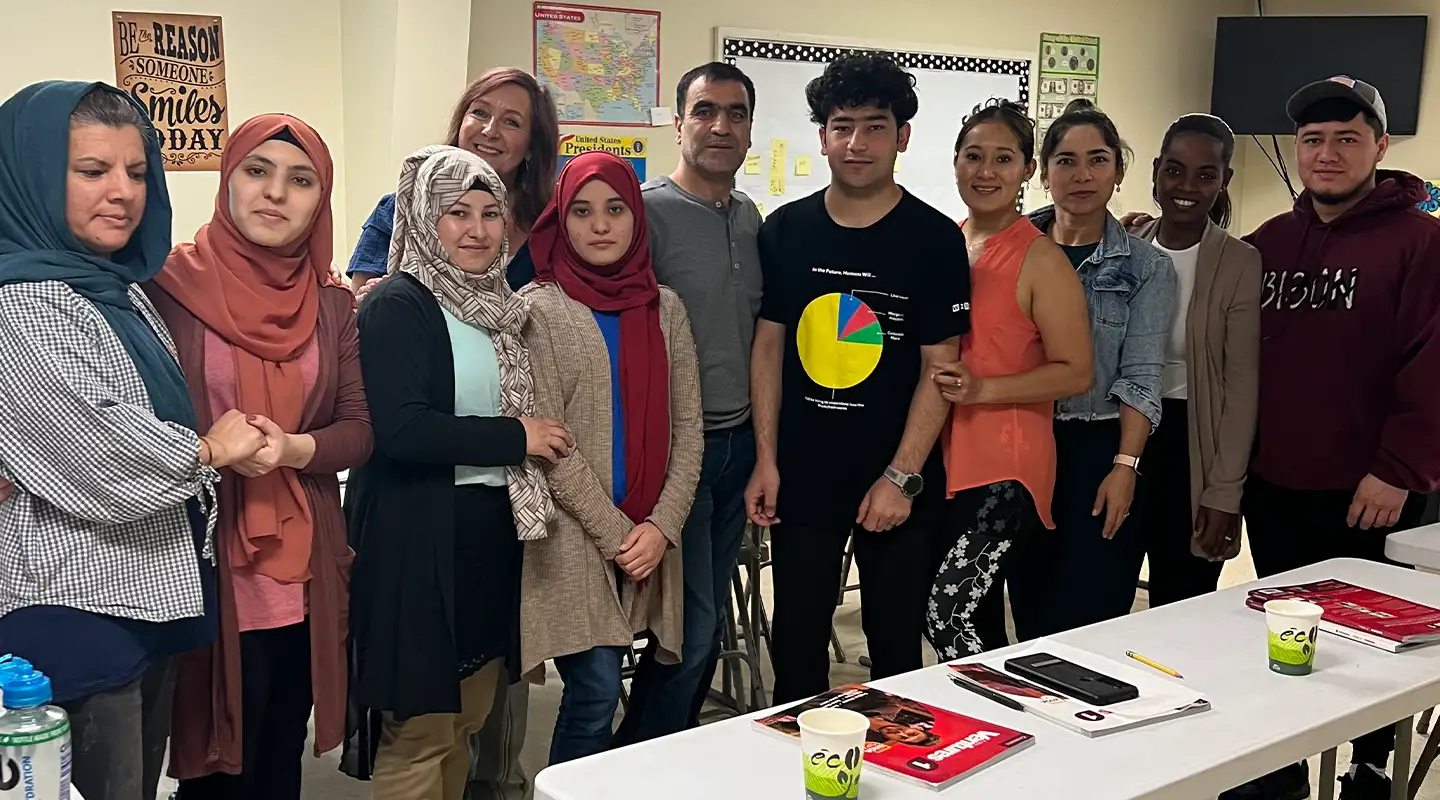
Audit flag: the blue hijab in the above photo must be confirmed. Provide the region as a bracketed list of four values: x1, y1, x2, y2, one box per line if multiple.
[0, 81, 196, 432]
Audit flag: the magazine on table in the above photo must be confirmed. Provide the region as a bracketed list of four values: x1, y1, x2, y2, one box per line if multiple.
[950, 640, 1210, 737]
[752, 683, 1035, 790]
[1246, 579, 1440, 653]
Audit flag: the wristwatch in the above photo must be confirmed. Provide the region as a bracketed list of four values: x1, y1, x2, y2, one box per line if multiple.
[1113, 454, 1141, 474]
[883, 465, 925, 499]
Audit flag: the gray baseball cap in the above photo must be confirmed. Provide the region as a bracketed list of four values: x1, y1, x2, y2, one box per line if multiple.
[1286, 75, 1388, 133]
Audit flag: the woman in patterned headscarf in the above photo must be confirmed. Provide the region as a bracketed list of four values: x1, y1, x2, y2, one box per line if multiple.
[345, 145, 571, 799]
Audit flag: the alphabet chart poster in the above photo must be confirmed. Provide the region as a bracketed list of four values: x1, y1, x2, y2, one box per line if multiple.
[113, 11, 230, 171]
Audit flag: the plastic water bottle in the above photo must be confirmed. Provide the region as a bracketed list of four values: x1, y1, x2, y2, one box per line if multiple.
[0, 667, 71, 800]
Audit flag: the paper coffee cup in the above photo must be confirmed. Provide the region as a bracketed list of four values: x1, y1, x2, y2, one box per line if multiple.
[1265, 599, 1323, 675]
[798, 708, 867, 800]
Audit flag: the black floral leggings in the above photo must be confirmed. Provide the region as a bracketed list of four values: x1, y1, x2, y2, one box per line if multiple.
[926, 480, 1039, 660]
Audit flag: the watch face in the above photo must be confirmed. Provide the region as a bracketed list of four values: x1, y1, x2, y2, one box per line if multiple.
[903, 474, 924, 496]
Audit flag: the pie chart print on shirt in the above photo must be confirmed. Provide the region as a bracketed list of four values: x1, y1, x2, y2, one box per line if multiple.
[797, 292, 885, 390]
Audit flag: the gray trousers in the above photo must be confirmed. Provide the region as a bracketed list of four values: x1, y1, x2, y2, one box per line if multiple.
[57, 659, 174, 800]
[464, 680, 530, 800]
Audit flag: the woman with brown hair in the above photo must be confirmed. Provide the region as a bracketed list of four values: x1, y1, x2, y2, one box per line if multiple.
[348, 67, 560, 294]
[347, 68, 559, 796]
[146, 114, 372, 799]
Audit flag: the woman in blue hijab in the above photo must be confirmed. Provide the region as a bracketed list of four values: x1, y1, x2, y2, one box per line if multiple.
[0, 81, 268, 800]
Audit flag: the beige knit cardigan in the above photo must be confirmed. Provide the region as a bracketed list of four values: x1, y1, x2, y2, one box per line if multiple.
[517, 283, 703, 677]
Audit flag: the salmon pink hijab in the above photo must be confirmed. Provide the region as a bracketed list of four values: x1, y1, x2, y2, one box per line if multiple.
[154, 114, 334, 584]
[529, 151, 669, 524]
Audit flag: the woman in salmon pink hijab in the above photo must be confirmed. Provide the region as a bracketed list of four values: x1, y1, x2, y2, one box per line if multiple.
[145, 113, 372, 799]
[518, 151, 702, 763]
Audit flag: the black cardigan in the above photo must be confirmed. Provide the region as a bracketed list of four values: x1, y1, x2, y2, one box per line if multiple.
[345, 272, 526, 722]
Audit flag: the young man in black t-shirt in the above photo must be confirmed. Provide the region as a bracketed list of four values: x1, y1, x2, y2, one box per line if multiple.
[745, 53, 971, 703]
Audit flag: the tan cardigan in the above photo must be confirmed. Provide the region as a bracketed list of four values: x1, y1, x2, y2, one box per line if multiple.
[517, 283, 703, 676]
[1135, 219, 1261, 558]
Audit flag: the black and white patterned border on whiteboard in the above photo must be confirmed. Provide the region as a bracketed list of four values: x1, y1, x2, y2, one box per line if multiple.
[723, 38, 1030, 107]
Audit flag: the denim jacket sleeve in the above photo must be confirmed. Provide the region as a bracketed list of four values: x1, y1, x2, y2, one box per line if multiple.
[1108, 243, 1176, 431]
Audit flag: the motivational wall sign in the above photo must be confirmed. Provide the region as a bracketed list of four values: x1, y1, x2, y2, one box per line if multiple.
[112, 11, 230, 171]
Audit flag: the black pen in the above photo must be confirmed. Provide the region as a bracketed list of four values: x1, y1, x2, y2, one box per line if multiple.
[948, 673, 1026, 712]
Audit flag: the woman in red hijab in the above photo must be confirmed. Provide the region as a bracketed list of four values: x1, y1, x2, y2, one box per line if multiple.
[145, 114, 372, 798]
[518, 151, 702, 763]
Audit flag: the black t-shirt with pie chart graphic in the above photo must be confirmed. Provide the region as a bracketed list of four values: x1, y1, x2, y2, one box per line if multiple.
[758, 188, 970, 526]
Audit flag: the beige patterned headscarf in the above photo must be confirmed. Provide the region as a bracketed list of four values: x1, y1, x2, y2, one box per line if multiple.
[389, 144, 551, 540]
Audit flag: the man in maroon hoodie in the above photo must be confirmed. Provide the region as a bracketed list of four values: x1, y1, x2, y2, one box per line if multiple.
[1228, 76, 1440, 800]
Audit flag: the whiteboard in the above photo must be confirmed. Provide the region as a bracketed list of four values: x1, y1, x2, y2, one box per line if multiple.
[719, 29, 1032, 222]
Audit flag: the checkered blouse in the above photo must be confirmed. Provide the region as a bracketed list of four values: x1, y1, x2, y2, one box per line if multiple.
[0, 281, 218, 623]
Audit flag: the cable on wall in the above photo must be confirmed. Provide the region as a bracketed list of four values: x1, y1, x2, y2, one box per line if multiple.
[1254, 0, 1299, 200]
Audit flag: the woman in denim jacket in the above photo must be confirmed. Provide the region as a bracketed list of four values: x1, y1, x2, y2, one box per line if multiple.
[1008, 99, 1177, 639]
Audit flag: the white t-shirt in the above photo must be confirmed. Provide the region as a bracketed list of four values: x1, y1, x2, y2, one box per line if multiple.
[1156, 241, 1200, 400]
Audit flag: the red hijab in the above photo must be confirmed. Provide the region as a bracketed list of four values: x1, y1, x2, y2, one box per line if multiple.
[530, 151, 669, 524]
[154, 114, 334, 583]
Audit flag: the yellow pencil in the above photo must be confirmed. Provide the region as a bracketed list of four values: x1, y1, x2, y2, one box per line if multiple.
[1125, 650, 1184, 679]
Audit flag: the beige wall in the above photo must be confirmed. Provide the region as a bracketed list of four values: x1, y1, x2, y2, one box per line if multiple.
[24, 1, 1406, 261]
[0, 0, 476, 266]
[342, 0, 474, 240]
[1230, 0, 1440, 233]
[469, 0, 1250, 213]
[0, 0, 353, 261]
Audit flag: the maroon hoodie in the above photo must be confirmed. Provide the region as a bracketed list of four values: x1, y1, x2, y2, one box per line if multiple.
[1243, 169, 1440, 495]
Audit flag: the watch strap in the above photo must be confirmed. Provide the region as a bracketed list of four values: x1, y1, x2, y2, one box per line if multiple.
[883, 465, 923, 498]
[1113, 454, 1141, 473]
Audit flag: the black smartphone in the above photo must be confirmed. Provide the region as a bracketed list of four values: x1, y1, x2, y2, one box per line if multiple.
[1002, 653, 1139, 706]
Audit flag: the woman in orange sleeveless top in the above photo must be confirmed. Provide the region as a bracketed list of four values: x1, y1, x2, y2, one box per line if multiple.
[926, 100, 1093, 658]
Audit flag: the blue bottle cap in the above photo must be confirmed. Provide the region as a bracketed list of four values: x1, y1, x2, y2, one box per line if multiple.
[0, 654, 33, 687]
[2, 670, 52, 708]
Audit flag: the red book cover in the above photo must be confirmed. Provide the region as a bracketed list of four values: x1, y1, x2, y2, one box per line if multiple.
[1248, 580, 1440, 644]
[752, 683, 1035, 790]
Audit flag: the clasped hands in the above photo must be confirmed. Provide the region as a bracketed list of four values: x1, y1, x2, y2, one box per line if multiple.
[202, 409, 302, 476]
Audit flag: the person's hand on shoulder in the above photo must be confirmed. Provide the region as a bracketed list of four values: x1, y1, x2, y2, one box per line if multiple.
[1117, 211, 1155, 232]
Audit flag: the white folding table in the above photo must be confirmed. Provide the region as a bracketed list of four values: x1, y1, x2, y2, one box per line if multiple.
[1386, 523, 1440, 798]
[1388, 523, 1440, 573]
[536, 558, 1440, 800]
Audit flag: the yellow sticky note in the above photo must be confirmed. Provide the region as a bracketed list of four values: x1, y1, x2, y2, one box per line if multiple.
[756, 202, 766, 218]
[744, 154, 761, 175]
[768, 138, 787, 196]
[795, 156, 811, 176]
[893, 157, 901, 174]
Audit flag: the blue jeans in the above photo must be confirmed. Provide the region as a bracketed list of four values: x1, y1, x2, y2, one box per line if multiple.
[612, 423, 755, 745]
[549, 646, 627, 765]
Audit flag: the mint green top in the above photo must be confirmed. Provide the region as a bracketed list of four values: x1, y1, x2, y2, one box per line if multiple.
[441, 307, 508, 487]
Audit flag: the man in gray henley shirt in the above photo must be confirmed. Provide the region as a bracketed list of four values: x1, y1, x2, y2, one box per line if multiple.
[612, 61, 763, 743]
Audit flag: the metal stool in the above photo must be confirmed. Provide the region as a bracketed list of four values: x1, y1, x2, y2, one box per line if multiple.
[704, 523, 769, 717]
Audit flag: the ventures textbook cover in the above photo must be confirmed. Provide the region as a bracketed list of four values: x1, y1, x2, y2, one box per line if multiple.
[953, 640, 1210, 737]
[753, 683, 1034, 790]
[1248, 580, 1440, 652]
